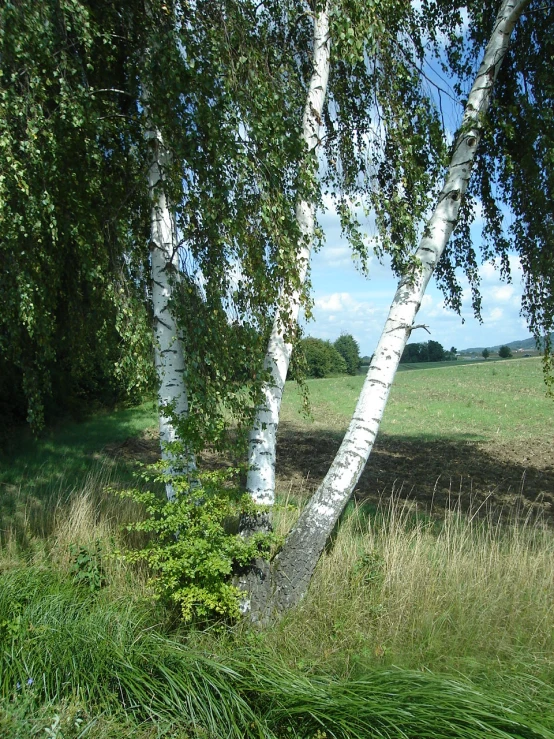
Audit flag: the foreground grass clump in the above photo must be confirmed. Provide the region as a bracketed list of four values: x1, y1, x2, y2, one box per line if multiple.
[2, 565, 554, 739]
[0, 567, 264, 737]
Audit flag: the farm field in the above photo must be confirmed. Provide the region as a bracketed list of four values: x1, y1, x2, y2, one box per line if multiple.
[278, 356, 554, 518]
[2, 357, 552, 540]
[2, 355, 553, 548]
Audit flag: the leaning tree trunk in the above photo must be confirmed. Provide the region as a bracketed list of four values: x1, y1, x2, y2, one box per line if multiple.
[245, 2, 331, 507]
[148, 129, 195, 500]
[252, 0, 529, 618]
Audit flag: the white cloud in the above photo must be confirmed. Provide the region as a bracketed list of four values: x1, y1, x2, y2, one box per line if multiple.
[488, 307, 504, 322]
[480, 256, 523, 285]
[491, 285, 515, 302]
[307, 289, 389, 351]
[317, 245, 358, 269]
[315, 292, 356, 312]
[480, 261, 498, 282]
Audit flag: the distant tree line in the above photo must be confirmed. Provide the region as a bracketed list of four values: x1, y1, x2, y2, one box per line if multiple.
[482, 346, 512, 359]
[293, 336, 461, 377]
[400, 340, 457, 364]
[291, 334, 362, 379]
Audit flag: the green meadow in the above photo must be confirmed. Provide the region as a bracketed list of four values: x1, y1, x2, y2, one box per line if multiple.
[281, 356, 551, 441]
[1, 357, 553, 737]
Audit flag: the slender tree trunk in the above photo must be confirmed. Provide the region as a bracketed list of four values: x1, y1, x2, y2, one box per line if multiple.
[245, 3, 331, 507]
[255, 0, 529, 616]
[148, 129, 194, 500]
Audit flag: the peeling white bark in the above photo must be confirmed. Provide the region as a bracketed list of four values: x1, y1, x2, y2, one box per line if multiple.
[265, 0, 528, 614]
[148, 129, 194, 499]
[246, 3, 331, 506]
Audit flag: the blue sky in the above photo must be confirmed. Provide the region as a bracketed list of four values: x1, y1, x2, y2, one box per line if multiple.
[303, 14, 530, 357]
[304, 202, 528, 356]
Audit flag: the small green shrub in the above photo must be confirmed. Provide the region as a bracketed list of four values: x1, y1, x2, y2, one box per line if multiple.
[116, 468, 275, 622]
[352, 549, 385, 588]
[69, 540, 106, 592]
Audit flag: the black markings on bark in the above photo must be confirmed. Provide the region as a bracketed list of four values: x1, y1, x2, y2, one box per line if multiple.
[452, 157, 475, 167]
[369, 378, 389, 388]
[339, 447, 367, 465]
[350, 420, 377, 436]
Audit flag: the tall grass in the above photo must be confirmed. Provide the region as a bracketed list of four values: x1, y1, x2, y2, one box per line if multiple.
[2, 565, 553, 738]
[270, 494, 554, 682]
[0, 566, 266, 736]
[2, 459, 554, 737]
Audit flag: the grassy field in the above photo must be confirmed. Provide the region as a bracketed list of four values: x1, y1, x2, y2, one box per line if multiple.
[1, 358, 554, 737]
[0, 400, 156, 492]
[282, 356, 551, 441]
[0, 402, 157, 543]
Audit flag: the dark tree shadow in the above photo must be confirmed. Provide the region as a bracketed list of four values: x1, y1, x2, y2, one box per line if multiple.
[274, 423, 554, 521]
[4, 413, 552, 548]
[104, 422, 554, 521]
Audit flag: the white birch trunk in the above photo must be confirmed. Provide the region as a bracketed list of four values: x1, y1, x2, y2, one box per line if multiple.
[246, 3, 331, 506]
[148, 129, 194, 500]
[264, 0, 529, 614]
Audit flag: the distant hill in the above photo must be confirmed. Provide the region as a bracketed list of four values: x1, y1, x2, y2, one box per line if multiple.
[461, 333, 553, 354]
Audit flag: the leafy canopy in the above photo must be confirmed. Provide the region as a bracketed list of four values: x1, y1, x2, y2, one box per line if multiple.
[0, 0, 310, 433]
[3, 0, 554, 436]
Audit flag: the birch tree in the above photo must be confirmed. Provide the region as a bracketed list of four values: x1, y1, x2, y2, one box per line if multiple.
[249, 0, 533, 618]
[4, 0, 552, 623]
[147, 125, 195, 498]
[246, 2, 331, 508]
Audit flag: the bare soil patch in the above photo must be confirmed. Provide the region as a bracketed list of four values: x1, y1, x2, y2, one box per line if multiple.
[276, 425, 554, 519]
[103, 426, 161, 465]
